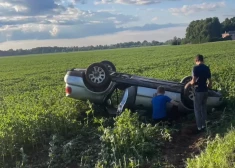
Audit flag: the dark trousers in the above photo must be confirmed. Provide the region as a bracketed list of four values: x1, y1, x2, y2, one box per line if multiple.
[194, 92, 208, 129]
[152, 105, 180, 126]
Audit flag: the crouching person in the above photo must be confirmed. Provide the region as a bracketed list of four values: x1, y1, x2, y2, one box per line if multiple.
[151, 86, 179, 126]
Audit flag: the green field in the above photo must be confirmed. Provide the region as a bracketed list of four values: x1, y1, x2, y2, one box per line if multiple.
[0, 41, 235, 167]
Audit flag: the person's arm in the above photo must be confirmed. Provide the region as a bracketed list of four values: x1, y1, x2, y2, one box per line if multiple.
[184, 67, 198, 89]
[190, 76, 198, 85]
[184, 81, 191, 89]
[153, 93, 157, 97]
[207, 78, 212, 88]
[184, 76, 197, 89]
[207, 67, 212, 89]
[170, 100, 179, 106]
[166, 96, 179, 106]
[190, 66, 198, 85]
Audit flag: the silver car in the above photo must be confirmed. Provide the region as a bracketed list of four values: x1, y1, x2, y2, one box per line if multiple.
[64, 60, 223, 115]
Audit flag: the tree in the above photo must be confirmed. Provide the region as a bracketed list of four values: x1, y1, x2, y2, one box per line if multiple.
[185, 17, 222, 44]
[221, 17, 235, 33]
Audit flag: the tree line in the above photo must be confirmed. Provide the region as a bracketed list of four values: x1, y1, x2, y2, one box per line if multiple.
[184, 16, 235, 44]
[0, 17, 234, 57]
[0, 40, 165, 57]
[168, 17, 235, 45]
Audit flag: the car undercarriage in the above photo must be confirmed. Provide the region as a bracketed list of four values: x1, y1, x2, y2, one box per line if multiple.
[64, 60, 223, 116]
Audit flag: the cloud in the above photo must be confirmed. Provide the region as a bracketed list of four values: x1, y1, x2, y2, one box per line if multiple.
[146, 8, 154, 11]
[94, 0, 180, 5]
[223, 14, 235, 18]
[0, 0, 186, 43]
[151, 17, 158, 22]
[0, 0, 65, 16]
[168, 2, 226, 16]
[0, 26, 187, 50]
[97, 9, 116, 12]
[50, 26, 59, 36]
[0, 0, 142, 42]
[0, 0, 187, 46]
[127, 23, 186, 31]
[0, 22, 185, 42]
[71, 0, 88, 4]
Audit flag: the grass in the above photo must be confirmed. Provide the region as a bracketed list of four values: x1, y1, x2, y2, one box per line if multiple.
[186, 127, 235, 168]
[0, 40, 235, 167]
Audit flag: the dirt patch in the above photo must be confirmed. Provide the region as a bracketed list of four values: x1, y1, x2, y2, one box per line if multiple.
[162, 122, 207, 168]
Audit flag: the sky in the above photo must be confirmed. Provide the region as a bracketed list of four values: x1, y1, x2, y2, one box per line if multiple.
[0, 0, 234, 50]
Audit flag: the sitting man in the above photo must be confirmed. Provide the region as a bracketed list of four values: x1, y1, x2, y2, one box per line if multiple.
[151, 86, 179, 125]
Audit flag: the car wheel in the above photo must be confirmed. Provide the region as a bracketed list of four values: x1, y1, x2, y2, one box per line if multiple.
[180, 76, 192, 84]
[183, 82, 194, 108]
[85, 63, 111, 88]
[181, 76, 194, 109]
[100, 60, 116, 72]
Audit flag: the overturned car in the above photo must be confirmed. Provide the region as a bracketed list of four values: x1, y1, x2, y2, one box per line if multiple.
[64, 60, 223, 115]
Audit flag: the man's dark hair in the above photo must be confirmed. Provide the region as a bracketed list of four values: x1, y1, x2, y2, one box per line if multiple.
[195, 54, 204, 62]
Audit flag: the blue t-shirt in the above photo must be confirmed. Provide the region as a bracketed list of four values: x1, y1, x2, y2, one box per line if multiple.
[192, 64, 211, 92]
[151, 95, 171, 119]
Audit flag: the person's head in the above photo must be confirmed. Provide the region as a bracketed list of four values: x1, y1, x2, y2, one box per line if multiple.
[157, 86, 165, 95]
[195, 54, 204, 65]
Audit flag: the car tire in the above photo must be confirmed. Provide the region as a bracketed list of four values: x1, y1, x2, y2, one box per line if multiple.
[181, 76, 194, 109]
[180, 76, 192, 84]
[100, 60, 116, 72]
[183, 82, 194, 109]
[85, 62, 111, 88]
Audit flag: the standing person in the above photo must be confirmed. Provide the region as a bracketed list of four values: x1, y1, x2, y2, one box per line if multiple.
[185, 54, 212, 133]
[151, 86, 179, 126]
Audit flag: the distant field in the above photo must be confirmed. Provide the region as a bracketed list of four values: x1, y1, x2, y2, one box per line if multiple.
[0, 41, 235, 166]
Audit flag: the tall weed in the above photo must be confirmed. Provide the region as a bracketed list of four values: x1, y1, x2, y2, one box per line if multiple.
[95, 109, 172, 168]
